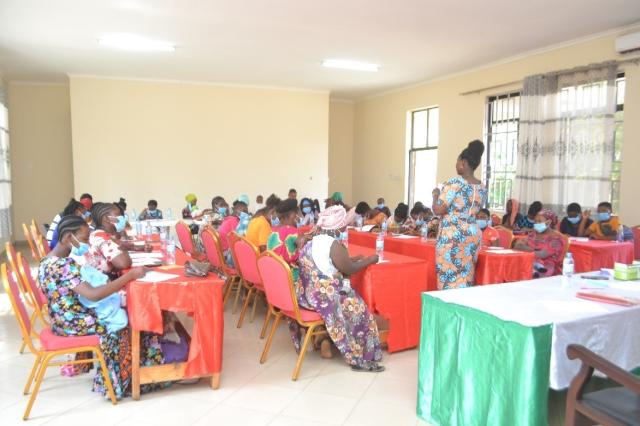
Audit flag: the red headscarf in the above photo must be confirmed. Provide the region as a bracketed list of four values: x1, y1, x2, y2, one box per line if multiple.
[79, 197, 93, 210]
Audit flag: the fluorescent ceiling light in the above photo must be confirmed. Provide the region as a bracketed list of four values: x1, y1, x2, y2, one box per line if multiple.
[322, 59, 379, 72]
[98, 33, 175, 52]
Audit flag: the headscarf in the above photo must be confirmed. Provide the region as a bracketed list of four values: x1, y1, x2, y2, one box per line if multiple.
[539, 209, 558, 228]
[79, 197, 93, 210]
[507, 198, 520, 227]
[238, 194, 250, 205]
[185, 193, 197, 204]
[317, 205, 347, 230]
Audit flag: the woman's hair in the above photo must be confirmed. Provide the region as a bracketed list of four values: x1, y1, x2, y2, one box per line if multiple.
[232, 200, 247, 209]
[299, 197, 313, 209]
[92, 202, 117, 228]
[148, 199, 158, 208]
[265, 194, 281, 209]
[394, 203, 409, 220]
[528, 201, 543, 217]
[62, 198, 84, 216]
[410, 205, 423, 216]
[458, 139, 485, 171]
[355, 202, 370, 215]
[114, 197, 127, 214]
[598, 201, 612, 210]
[479, 208, 491, 217]
[211, 196, 225, 208]
[56, 215, 88, 243]
[276, 199, 299, 216]
[567, 202, 581, 214]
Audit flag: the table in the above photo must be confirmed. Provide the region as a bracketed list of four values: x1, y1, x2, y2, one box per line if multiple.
[417, 276, 640, 426]
[569, 239, 634, 272]
[348, 230, 534, 285]
[347, 244, 429, 352]
[126, 250, 225, 399]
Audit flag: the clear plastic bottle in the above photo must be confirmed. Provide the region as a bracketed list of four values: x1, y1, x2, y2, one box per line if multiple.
[340, 230, 349, 247]
[617, 225, 625, 243]
[145, 220, 152, 240]
[420, 224, 429, 243]
[167, 208, 173, 220]
[381, 220, 388, 235]
[166, 238, 176, 265]
[356, 216, 363, 231]
[562, 252, 574, 287]
[376, 232, 384, 261]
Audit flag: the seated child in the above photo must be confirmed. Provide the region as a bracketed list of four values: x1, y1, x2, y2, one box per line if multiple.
[585, 202, 622, 241]
[78, 265, 128, 333]
[477, 208, 500, 247]
[139, 199, 163, 220]
[559, 202, 592, 237]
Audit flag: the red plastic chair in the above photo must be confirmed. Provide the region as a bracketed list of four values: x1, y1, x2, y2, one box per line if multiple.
[230, 234, 270, 334]
[201, 228, 241, 309]
[175, 220, 196, 254]
[257, 251, 327, 380]
[1, 263, 117, 420]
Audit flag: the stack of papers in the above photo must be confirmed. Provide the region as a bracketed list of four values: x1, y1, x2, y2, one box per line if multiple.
[130, 252, 164, 267]
[136, 271, 180, 283]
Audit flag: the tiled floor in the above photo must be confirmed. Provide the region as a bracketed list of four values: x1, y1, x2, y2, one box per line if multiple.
[0, 289, 426, 425]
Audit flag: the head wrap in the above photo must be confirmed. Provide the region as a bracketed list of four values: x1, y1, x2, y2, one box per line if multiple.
[317, 205, 347, 230]
[238, 194, 250, 205]
[539, 209, 558, 228]
[79, 197, 93, 210]
[185, 193, 197, 204]
[508, 198, 520, 227]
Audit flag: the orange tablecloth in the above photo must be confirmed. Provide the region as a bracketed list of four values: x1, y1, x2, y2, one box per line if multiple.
[127, 251, 224, 378]
[569, 240, 635, 273]
[347, 244, 429, 352]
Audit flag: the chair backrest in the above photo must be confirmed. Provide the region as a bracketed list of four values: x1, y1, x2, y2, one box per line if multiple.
[201, 228, 224, 270]
[231, 235, 261, 285]
[30, 219, 42, 238]
[17, 252, 47, 311]
[175, 221, 195, 254]
[5, 241, 29, 296]
[495, 226, 514, 249]
[22, 223, 40, 261]
[257, 251, 298, 315]
[1, 263, 33, 337]
[34, 232, 50, 258]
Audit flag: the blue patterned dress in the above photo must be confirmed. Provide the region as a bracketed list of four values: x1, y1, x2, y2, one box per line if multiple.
[435, 177, 487, 289]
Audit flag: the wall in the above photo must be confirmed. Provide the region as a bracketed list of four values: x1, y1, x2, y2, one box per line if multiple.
[69, 76, 329, 214]
[328, 99, 354, 204]
[353, 29, 640, 225]
[8, 83, 74, 239]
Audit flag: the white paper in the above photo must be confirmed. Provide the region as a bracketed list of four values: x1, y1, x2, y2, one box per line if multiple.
[361, 225, 375, 232]
[132, 259, 163, 267]
[137, 271, 180, 283]
[486, 249, 519, 254]
[129, 252, 164, 259]
[569, 237, 589, 242]
[392, 234, 418, 239]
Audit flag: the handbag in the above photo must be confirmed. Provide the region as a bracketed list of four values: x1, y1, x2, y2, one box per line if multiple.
[184, 260, 211, 277]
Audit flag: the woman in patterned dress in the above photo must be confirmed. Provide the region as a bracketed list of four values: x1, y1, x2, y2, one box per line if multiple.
[267, 199, 306, 282]
[38, 215, 165, 398]
[514, 209, 566, 278]
[432, 140, 487, 290]
[296, 206, 384, 372]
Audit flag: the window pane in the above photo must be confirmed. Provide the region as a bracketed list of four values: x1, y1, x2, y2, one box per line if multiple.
[410, 149, 438, 207]
[412, 110, 427, 149]
[616, 78, 625, 106]
[427, 108, 439, 147]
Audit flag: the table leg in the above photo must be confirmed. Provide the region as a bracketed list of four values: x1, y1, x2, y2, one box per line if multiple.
[132, 328, 140, 400]
[210, 373, 220, 390]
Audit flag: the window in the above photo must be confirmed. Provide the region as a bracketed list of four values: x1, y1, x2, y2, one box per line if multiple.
[408, 107, 438, 207]
[0, 95, 11, 240]
[484, 92, 520, 212]
[612, 74, 625, 213]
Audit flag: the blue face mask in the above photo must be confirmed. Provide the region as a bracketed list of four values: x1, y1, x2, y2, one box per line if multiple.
[239, 211, 249, 221]
[82, 211, 91, 220]
[302, 206, 312, 214]
[218, 207, 227, 217]
[415, 219, 425, 226]
[533, 222, 547, 233]
[114, 215, 127, 232]
[71, 235, 89, 257]
[271, 216, 280, 227]
[477, 219, 488, 230]
[377, 203, 385, 209]
[597, 212, 611, 222]
[567, 216, 581, 225]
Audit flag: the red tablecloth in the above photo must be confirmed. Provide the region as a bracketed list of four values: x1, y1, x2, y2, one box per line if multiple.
[127, 253, 224, 378]
[347, 244, 428, 353]
[633, 227, 640, 260]
[569, 240, 635, 273]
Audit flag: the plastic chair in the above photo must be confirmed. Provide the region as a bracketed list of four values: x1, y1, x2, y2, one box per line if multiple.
[257, 251, 327, 380]
[1, 263, 117, 420]
[201, 228, 241, 309]
[494, 226, 514, 249]
[230, 234, 271, 334]
[22, 223, 40, 262]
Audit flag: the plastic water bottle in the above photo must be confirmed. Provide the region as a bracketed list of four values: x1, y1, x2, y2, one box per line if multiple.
[562, 253, 574, 287]
[166, 238, 176, 265]
[381, 220, 388, 235]
[130, 209, 137, 223]
[376, 232, 384, 261]
[340, 230, 348, 247]
[617, 225, 624, 243]
[167, 208, 173, 220]
[159, 226, 168, 242]
[420, 224, 429, 243]
[356, 216, 363, 231]
[145, 221, 152, 240]
[135, 221, 143, 236]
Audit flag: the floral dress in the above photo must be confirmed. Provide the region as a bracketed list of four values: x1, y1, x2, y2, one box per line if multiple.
[295, 236, 382, 368]
[436, 177, 487, 290]
[267, 226, 300, 282]
[38, 256, 166, 399]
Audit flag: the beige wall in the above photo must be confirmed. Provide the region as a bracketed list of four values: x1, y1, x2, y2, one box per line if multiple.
[328, 99, 354, 204]
[353, 29, 640, 225]
[69, 77, 329, 214]
[8, 83, 73, 239]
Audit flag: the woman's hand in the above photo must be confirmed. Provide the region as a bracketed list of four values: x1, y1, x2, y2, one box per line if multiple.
[582, 210, 591, 221]
[365, 255, 379, 265]
[127, 267, 148, 280]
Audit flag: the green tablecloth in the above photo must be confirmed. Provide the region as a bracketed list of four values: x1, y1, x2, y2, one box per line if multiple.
[417, 293, 553, 426]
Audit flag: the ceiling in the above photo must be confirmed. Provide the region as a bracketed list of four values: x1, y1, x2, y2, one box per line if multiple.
[1, 1, 639, 99]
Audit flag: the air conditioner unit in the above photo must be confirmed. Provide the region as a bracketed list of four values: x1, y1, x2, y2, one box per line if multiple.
[615, 31, 640, 54]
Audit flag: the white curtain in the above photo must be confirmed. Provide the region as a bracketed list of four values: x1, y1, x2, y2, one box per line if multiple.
[514, 62, 618, 214]
[0, 98, 12, 239]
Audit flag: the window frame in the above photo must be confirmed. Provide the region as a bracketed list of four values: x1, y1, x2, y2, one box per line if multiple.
[407, 106, 439, 207]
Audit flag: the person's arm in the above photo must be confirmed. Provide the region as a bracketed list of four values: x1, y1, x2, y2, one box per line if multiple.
[258, 220, 270, 252]
[514, 238, 533, 252]
[432, 188, 448, 216]
[329, 241, 378, 275]
[72, 267, 146, 302]
[98, 237, 133, 270]
[577, 211, 590, 237]
[138, 209, 147, 221]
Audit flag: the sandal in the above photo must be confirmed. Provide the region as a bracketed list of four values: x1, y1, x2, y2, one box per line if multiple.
[351, 364, 385, 373]
[320, 339, 333, 359]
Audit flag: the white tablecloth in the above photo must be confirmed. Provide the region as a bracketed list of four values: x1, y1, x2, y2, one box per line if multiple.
[428, 275, 640, 389]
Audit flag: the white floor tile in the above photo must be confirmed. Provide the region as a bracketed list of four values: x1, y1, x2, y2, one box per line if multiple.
[346, 400, 418, 426]
[224, 383, 301, 414]
[360, 375, 418, 409]
[192, 403, 274, 426]
[268, 415, 334, 426]
[281, 391, 358, 425]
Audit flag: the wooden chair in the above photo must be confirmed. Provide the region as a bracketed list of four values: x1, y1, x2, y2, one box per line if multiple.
[22, 223, 40, 262]
[565, 344, 640, 426]
[494, 226, 514, 249]
[201, 228, 241, 310]
[257, 251, 327, 380]
[1, 263, 117, 420]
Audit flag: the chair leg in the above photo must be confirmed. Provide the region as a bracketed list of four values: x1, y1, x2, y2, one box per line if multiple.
[292, 324, 317, 381]
[23, 352, 52, 420]
[259, 306, 273, 339]
[236, 287, 255, 328]
[260, 313, 282, 364]
[222, 277, 235, 306]
[232, 280, 244, 314]
[94, 349, 118, 404]
[249, 291, 260, 323]
[19, 338, 26, 354]
[23, 354, 43, 395]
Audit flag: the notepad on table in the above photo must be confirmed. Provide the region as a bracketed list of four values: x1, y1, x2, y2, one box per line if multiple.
[137, 271, 180, 283]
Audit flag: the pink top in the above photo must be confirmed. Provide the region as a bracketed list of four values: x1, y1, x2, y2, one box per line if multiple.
[218, 216, 240, 251]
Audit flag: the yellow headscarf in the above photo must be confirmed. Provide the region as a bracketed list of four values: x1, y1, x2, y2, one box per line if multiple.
[185, 193, 197, 204]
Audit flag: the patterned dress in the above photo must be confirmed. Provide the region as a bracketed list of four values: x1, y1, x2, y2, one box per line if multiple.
[296, 236, 382, 368]
[38, 256, 166, 398]
[267, 226, 300, 282]
[523, 231, 565, 277]
[436, 177, 487, 290]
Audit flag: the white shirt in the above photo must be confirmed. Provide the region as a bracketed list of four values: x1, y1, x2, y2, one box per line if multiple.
[311, 234, 338, 278]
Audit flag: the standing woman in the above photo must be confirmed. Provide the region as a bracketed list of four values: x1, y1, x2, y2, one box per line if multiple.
[432, 140, 487, 290]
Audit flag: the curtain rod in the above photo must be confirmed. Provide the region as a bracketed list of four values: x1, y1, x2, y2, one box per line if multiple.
[459, 56, 640, 96]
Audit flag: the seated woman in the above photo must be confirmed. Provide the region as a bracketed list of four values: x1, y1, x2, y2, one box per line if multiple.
[517, 201, 542, 230]
[385, 203, 414, 233]
[585, 202, 622, 241]
[501, 199, 524, 230]
[514, 209, 565, 278]
[559, 202, 592, 237]
[38, 215, 165, 398]
[86, 202, 136, 276]
[363, 202, 388, 228]
[477, 208, 500, 247]
[246, 194, 281, 251]
[182, 193, 203, 219]
[218, 200, 249, 265]
[138, 199, 163, 221]
[296, 206, 383, 371]
[202, 196, 228, 227]
[47, 198, 91, 249]
[267, 199, 306, 281]
[299, 197, 316, 226]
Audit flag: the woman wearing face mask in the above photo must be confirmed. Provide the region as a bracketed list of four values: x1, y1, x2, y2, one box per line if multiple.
[86, 202, 135, 276]
[246, 194, 281, 252]
[299, 198, 316, 226]
[203, 196, 228, 226]
[559, 203, 592, 237]
[182, 193, 204, 219]
[501, 199, 524, 230]
[514, 209, 565, 278]
[585, 202, 622, 241]
[138, 199, 163, 220]
[38, 215, 168, 398]
[218, 200, 250, 266]
[46, 198, 92, 249]
[517, 201, 543, 230]
[267, 199, 307, 280]
[476, 208, 500, 247]
[432, 140, 487, 290]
